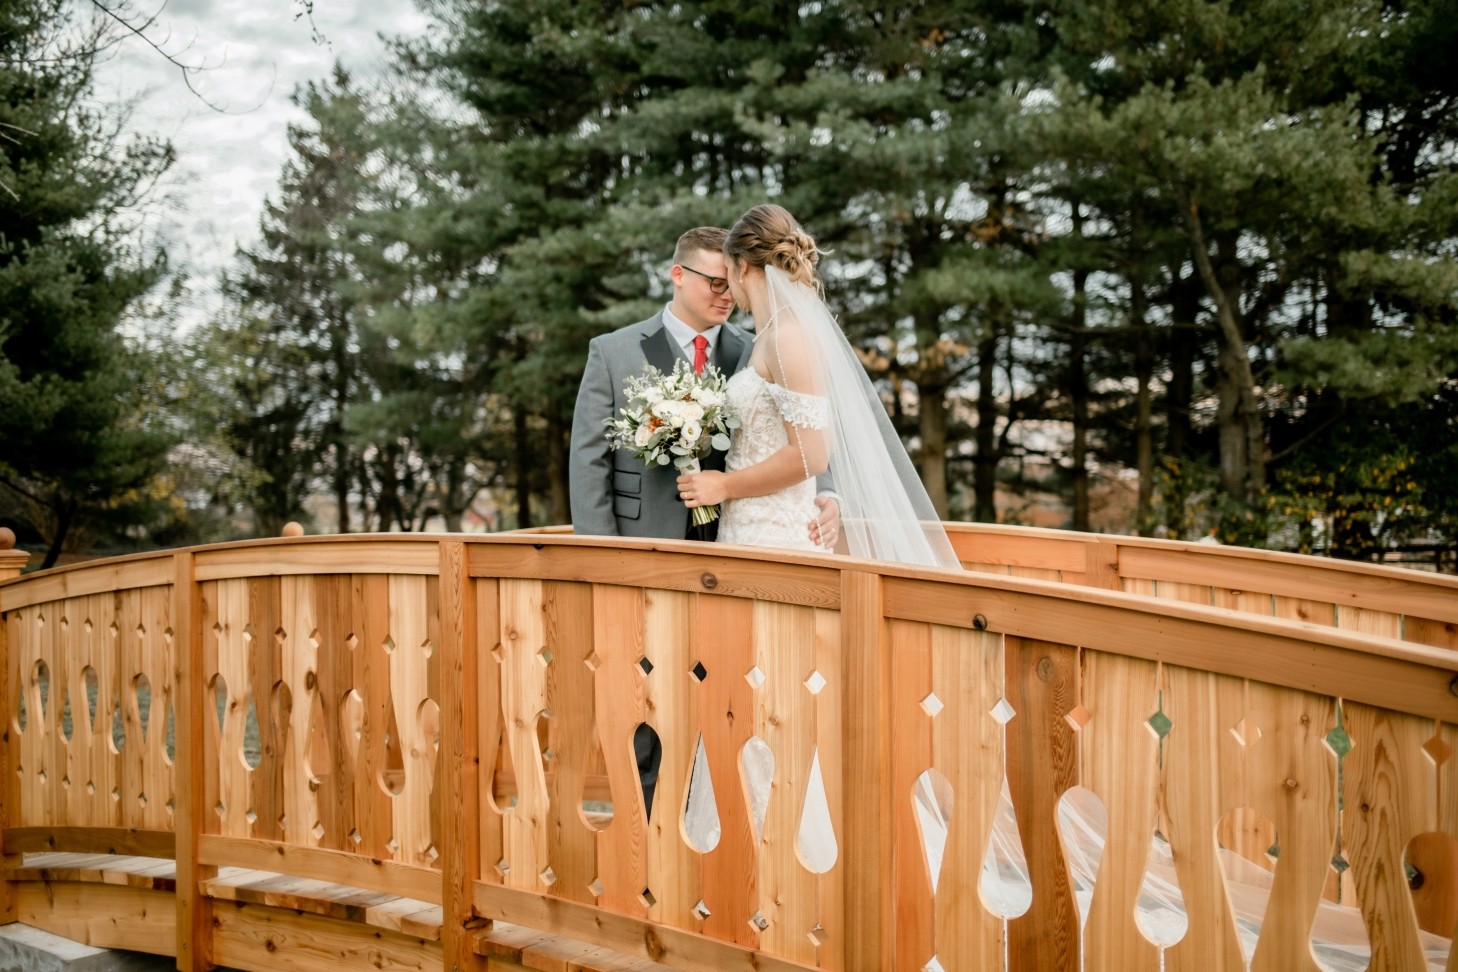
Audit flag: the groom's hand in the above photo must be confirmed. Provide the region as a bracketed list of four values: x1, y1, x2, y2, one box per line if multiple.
[809, 496, 840, 550]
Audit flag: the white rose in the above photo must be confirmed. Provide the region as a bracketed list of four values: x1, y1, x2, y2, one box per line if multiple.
[634, 424, 654, 447]
[652, 400, 680, 420]
[692, 388, 723, 408]
[679, 401, 705, 422]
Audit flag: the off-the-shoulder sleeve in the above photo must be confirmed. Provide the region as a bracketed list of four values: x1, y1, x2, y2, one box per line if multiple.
[767, 383, 830, 430]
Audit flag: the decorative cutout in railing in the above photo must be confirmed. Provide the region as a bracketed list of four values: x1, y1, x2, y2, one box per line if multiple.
[1, 529, 1455, 972]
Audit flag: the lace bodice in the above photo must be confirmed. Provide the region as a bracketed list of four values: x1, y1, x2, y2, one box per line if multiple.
[717, 369, 829, 552]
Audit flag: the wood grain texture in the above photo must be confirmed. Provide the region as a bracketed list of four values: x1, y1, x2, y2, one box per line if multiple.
[1005, 638, 1079, 972]
[440, 540, 485, 969]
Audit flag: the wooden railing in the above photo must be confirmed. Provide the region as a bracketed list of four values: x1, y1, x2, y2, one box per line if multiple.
[1, 526, 1455, 971]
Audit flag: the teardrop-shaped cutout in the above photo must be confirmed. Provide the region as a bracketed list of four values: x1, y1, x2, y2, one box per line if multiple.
[914, 768, 953, 893]
[1135, 828, 1187, 946]
[740, 736, 775, 843]
[683, 733, 721, 852]
[82, 667, 99, 732]
[980, 780, 1032, 918]
[379, 693, 404, 796]
[339, 689, 364, 768]
[796, 748, 836, 873]
[62, 689, 74, 742]
[1216, 806, 1277, 965]
[492, 715, 521, 813]
[164, 698, 176, 763]
[15, 680, 26, 733]
[304, 686, 330, 782]
[416, 697, 441, 796]
[633, 723, 661, 821]
[110, 694, 125, 753]
[133, 674, 151, 744]
[34, 659, 49, 721]
[1406, 832, 1455, 940]
[243, 696, 262, 770]
[1056, 786, 1108, 929]
[211, 674, 228, 736]
[579, 723, 612, 832]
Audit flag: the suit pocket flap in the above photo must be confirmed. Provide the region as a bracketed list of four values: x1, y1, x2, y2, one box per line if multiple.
[613, 469, 642, 494]
[614, 495, 641, 519]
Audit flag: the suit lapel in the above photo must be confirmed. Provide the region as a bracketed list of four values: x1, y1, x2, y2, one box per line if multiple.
[716, 324, 751, 375]
[640, 317, 681, 376]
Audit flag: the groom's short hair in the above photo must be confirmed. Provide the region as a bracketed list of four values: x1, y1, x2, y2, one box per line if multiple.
[673, 226, 728, 265]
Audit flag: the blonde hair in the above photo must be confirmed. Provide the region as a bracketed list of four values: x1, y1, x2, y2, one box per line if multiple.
[724, 204, 823, 291]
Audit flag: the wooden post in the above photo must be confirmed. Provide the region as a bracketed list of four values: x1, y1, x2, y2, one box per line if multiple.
[280, 522, 305, 538]
[0, 528, 29, 582]
[438, 540, 484, 970]
[173, 551, 213, 971]
[840, 570, 893, 970]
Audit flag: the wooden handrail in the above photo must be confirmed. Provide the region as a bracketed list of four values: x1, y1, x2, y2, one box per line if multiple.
[1, 529, 1454, 972]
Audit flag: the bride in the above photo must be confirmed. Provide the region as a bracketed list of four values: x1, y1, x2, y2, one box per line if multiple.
[676, 204, 960, 570]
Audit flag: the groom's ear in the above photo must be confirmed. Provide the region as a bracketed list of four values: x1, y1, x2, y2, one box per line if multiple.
[668, 264, 684, 289]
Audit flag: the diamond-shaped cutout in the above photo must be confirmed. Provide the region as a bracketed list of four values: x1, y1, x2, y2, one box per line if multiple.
[246, 809, 258, 825]
[135, 623, 146, 640]
[242, 624, 256, 643]
[274, 627, 287, 646]
[749, 911, 769, 931]
[312, 821, 326, 841]
[1423, 734, 1451, 767]
[382, 635, 397, 654]
[424, 844, 439, 864]
[1326, 723, 1352, 758]
[1147, 709, 1172, 740]
[584, 651, 602, 672]
[692, 899, 712, 920]
[86, 780, 95, 795]
[166, 798, 175, 813]
[491, 643, 505, 663]
[920, 692, 944, 718]
[309, 629, 321, 650]
[637, 656, 655, 676]
[110, 621, 120, 638]
[211, 622, 223, 640]
[1233, 717, 1264, 748]
[83, 618, 93, 633]
[348, 828, 363, 846]
[345, 633, 359, 651]
[386, 838, 400, 855]
[138, 792, 148, 808]
[807, 923, 827, 947]
[61, 775, 70, 790]
[1065, 704, 1091, 731]
[745, 666, 765, 688]
[925, 958, 947, 972]
[214, 801, 226, 819]
[1332, 853, 1350, 875]
[163, 626, 174, 644]
[587, 878, 604, 898]
[691, 661, 708, 683]
[420, 639, 433, 659]
[539, 866, 557, 887]
[37, 771, 46, 785]
[639, 887, 657, 908]
[277, 814, 289, 832]
[495, 858, 510, 877]
[804, 670, 827, 695]
[537, 646, 553, 667]
[990, 698, 1016, 725]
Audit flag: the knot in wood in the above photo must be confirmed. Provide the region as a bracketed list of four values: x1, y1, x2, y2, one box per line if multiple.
[1036, 657, 1054, 682]
[1284, 778, 1298, 790]
[700, 572, 718, 590]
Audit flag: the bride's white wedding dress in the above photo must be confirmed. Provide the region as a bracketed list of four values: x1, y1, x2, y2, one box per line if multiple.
[709, 266, 960, 570]
[716, 368, 826, 552]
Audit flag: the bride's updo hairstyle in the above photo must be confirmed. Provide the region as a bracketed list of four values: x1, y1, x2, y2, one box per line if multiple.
[724, 204, 824, 292]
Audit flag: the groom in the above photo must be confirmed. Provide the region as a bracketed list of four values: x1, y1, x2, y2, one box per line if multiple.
[570, 226, 838, 818]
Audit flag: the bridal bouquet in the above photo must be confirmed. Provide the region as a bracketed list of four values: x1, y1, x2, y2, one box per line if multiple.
[604, 360, 737, 526]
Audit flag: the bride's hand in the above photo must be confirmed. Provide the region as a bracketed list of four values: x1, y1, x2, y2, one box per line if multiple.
[677, 470, 730, 507]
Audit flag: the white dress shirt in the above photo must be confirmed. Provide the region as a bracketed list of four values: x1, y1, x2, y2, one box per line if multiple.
[662, 304, 720, 365]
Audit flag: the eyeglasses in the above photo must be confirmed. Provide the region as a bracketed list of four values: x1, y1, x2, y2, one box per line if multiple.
[680, 264, 731, 295]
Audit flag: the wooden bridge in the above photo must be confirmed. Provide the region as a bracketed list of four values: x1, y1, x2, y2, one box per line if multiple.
[0, 524, 1455, 971]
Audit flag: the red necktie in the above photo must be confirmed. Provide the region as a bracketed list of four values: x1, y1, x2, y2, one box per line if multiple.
[692, 334, 709, 376]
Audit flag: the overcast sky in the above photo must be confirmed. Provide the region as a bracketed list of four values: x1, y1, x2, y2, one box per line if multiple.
[92, 0, 430, 324]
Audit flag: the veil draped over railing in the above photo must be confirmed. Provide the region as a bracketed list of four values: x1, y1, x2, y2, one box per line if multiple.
[762, 265, 960, 570]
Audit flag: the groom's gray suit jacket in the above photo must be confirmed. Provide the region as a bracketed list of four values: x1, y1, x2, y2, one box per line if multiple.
[570, 312, 754, 539]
